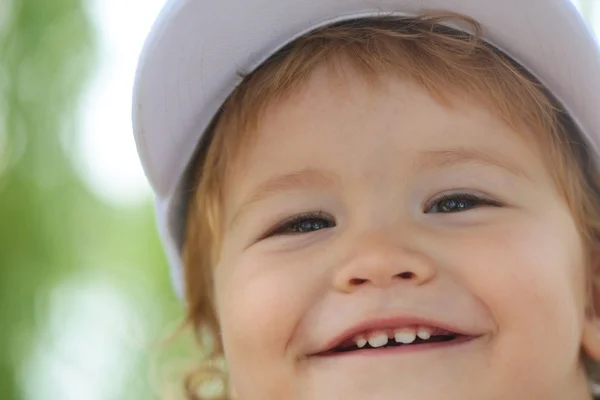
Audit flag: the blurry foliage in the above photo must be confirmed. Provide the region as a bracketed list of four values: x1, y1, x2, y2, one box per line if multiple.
[0, 0, 190, 399]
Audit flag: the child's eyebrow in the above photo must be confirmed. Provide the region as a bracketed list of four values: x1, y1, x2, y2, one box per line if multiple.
[228, 168, 339, 229]
[228, 147, 531, 230]
[413, 147, 532, 182]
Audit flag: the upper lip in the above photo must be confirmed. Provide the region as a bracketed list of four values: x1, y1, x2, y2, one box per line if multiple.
[311, 315, 482, 356]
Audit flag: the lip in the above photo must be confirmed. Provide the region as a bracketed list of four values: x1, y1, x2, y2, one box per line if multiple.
[309, 315, 483, 356]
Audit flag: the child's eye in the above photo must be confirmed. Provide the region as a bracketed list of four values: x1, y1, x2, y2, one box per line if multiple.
[425, 192, 502, 213]
[268, 211, 336, 237]
[262, 193, 499, 239]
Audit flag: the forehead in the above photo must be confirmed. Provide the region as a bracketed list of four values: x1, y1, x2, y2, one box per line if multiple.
[236, 67, 541, 175]
[222, 66, 553, 218]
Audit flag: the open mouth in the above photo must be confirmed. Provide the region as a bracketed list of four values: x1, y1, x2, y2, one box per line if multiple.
[316, 326, 466, 356]
[331, 333, 458, 354]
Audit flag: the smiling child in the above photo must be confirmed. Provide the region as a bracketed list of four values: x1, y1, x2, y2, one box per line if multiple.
[133, 1, 600, 399]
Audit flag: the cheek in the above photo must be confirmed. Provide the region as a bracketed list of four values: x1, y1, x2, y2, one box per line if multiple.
[455, 209, 587, 381]
[214, 249, 322, 377]
[481, 216, 584, 326]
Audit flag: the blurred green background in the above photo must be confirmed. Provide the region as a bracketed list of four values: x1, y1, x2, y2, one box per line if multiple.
[0, 0, 597, 399]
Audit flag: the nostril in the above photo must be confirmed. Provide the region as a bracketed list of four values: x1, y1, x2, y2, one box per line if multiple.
[349, 278, 367, 285]
[397, 272, 415, 279]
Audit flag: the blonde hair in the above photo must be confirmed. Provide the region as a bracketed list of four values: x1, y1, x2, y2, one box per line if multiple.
[179, 12, 600, 399]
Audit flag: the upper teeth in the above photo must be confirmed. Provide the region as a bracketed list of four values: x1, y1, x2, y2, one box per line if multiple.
[394, 328, 416, 344]
[354, 336, 367, 348]
[367, 332, 388, 348]
[352, 326, 437, 347]
[417, 326, 432, 340]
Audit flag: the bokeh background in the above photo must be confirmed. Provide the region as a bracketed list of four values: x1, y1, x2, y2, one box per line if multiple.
[0, 0, 598, 399]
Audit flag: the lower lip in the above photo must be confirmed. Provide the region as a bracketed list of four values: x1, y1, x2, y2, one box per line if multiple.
[314, 335, 479, 358]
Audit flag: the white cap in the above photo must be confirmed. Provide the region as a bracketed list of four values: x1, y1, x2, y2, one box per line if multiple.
[132, 0, 600, 298]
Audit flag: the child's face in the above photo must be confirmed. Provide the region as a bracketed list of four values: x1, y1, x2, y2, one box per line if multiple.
[213, 65, 595, 399]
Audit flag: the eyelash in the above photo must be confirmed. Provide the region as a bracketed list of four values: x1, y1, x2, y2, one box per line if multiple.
[266, 211, 335, 238]
[425, 192, 502, 213]
[263, 192, 502, 238]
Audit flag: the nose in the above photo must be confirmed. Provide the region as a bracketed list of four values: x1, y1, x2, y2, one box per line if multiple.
[333, 230, 437, 293]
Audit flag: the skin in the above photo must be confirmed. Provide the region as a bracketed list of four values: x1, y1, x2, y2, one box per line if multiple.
[212, 64, 600, 399]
